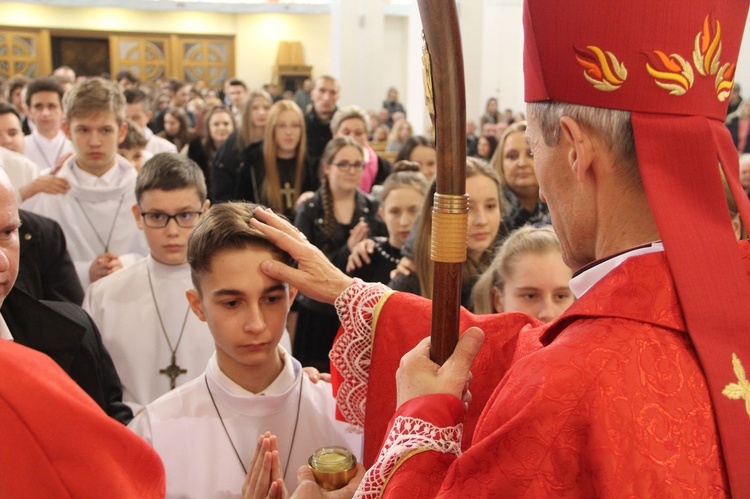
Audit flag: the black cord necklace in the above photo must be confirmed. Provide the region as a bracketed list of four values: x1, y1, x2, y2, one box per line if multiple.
[204, 364, 303, 479]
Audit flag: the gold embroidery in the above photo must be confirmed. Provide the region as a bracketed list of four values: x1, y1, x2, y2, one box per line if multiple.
[693, 15, 722, 76]
[722, 353, 750, 418]
[646, 51, 694, 96]
[690, 14, 736, 101]
[575, 45, 627, 92]
[715, 62, 736, 102]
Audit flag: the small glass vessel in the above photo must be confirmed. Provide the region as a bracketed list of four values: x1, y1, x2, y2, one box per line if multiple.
[308, 446, 357, 491]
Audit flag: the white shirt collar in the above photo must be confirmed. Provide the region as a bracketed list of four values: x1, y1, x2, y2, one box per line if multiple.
[33, 129, 65, 147]
[208, 346, 298, 396]
[0, 311, 14, 341]
[569, 242, 665, 298]
[146, 254, 190, 280]
[72, 159, 124, 187]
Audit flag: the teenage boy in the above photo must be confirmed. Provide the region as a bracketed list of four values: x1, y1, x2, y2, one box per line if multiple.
[23, 77, 74, 173]
[84, 153, 215, 412]
[225, 78, 248, 126]
[21, 77, 148, 287]
[123, 89, 177, 155]
[129, 202, 361, 497]
[0, 103, 71, 202]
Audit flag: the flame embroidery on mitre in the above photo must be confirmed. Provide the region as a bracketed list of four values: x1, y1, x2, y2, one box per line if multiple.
[692, 14, 736, 101]
[715, 61, 735, 102]
[722, 353, 750, 418]
[645, 51, 695, 96]
[574, 46, 627, 92]
[693, 15, 722, 76]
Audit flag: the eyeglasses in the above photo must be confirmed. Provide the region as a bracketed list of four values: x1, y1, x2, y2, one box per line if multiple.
[139, 210, 204, 228]
[332, 161, 365, 171]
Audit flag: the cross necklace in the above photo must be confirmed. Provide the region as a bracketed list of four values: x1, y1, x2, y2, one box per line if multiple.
[147, 264, 191, 389]
[74, 193, 126, 253]
[204, 369, 303, 479]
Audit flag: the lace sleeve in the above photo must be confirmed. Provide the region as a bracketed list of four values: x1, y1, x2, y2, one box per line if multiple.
[330, 279, 391, 428]
[354, 416, 463, 498]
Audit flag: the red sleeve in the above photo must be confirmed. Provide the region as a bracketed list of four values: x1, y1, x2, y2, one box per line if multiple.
[357, 394, 464, 498]
[362, 292, 541, 466]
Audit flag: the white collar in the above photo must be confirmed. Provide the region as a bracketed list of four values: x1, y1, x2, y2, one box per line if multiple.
[146, 254, 190, 281]
[32, 129, 65, 146]
[72, 158, 125, 187]
[0, 311, 13, 341]
[569, 242, 665, 298]
[208, 346, 298, 397]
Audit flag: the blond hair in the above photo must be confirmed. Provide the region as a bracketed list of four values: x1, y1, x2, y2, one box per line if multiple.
[63, 77, 125, 125]
[262, 100, 307, 213]
[471, 225, 562, 314]
[414, 157, 502, 299]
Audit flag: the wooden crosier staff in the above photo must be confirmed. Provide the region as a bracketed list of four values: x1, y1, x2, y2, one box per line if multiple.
[416, 0, 468, 365]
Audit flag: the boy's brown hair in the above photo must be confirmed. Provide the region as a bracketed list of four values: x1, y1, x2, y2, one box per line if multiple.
[63, 77, 126, 125]
[187, 203, 293, 292]
[120, 119, 148, 150]
[136, 153, 207, 204]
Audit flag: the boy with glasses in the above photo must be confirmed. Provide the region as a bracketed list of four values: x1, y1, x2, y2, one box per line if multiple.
[84, 153, 216, 412]
[128, 201, 361, 497]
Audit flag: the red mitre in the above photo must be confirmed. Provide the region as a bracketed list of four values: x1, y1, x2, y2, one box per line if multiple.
[524, 0, 750, 495]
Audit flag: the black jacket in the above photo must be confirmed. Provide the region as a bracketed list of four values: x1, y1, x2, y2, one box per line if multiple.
[15, 210, 84, 305]
[2, 287, 133, 424]
[304, 108, 335, 187]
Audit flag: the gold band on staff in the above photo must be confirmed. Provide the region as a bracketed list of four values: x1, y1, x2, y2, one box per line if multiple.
[431, 193, 469, 263]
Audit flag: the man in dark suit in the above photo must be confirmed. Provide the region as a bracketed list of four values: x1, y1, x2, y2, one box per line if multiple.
[15, 209, 84, 304]
[0, 169, 131, 424]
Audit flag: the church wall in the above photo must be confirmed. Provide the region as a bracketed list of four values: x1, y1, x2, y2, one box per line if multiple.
[381, 15, 409, 114]
[0, 2, 335, 92]
[234, 13, 332, 91]
[477, 1, 525, 121]
[0, 2, 235, 35]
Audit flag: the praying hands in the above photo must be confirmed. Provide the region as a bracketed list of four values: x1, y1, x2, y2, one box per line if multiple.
[243, 433, 364, 499]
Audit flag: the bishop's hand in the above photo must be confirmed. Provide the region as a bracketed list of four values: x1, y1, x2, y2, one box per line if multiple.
[395, 327, 485, 409]
[249, 207, 354, 305]
[291, 463, 365, 498]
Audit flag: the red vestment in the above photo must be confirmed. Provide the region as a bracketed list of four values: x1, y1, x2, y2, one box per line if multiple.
[0, 340, 165, 498]
[333, 247, 749, 497]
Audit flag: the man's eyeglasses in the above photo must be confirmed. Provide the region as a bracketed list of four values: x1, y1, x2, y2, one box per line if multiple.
[139, 210, 204, 228]
[332, 161, 365, 171]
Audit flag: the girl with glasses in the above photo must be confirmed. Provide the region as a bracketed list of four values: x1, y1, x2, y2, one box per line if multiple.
[292, 137, 387, 372]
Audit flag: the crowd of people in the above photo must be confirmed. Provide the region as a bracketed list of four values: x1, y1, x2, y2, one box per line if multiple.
[0, 67, 571, 497]
[0, 0, 749, 493]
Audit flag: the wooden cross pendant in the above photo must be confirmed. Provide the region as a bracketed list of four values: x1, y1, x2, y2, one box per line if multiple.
[160, 352, 187, 389]
[281, 182, 295, 208]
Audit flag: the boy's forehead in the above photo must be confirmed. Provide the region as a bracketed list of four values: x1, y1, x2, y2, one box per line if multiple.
[69, 111, 121, 127]
[138, 187, 204, 208]
[30, 91, 61, 105]
[126, 102, 147, 113]
[202, 246, 288, 290]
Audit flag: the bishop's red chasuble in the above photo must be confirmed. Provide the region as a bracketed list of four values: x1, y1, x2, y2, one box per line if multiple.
[333, 245, 750, 497]
[0, 340, 165, 497]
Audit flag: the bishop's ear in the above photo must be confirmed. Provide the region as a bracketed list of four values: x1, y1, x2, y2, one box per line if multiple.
[558, 116, 592, 182]
[186, 289, 206, 322]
